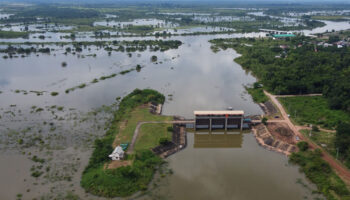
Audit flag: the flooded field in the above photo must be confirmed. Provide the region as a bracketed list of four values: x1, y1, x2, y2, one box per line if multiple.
[0, 33, 326, 199]
[0, 18, 349, 44]
[1, 14, 350, 198]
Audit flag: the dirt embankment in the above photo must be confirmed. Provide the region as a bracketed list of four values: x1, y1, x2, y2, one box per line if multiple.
[252, 123, 297, 156]
[267, 122, 297, 145]
[259, 100, 278, 116]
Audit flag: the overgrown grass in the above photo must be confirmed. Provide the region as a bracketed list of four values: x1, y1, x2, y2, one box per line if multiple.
[300, 129, 336, 156]
[289, 147, 350, 200]
[279, 96, 350, 129]
[81, 89, 167, 197]
[113, 107, 172, 148]
[246, 87, 268, 103]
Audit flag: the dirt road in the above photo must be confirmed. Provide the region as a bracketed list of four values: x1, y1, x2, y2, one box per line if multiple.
[274, 94, 323, 98]
[264, 91, 350, 182]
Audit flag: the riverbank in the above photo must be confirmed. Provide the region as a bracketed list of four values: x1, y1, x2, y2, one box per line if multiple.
[81, 89, 168, 197]
[81, 88, 190, 198]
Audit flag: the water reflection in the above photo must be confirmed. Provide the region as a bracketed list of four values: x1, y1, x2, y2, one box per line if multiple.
[194, 131, 243, 148]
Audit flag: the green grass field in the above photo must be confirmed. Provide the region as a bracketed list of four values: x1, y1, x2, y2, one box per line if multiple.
[279, 96, 350, 129]
[113, 107, 173, 148]
[135, 123, 172, 152]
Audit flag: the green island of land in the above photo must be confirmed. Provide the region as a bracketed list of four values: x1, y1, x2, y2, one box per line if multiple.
[81, 89, 174, 197]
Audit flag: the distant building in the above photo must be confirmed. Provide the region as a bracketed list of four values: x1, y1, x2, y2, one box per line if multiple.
[109, 146, 124, 161]
[272, 34, 296, 39]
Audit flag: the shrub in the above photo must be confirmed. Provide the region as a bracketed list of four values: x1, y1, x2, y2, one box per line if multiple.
[312, 125, 320, 132]
[159, 137, 170, 145]
[151, 55, 157, 62]
[297, 141, 309, 151]
[50, 92, 59, 96]
[167, 126, 174, 132]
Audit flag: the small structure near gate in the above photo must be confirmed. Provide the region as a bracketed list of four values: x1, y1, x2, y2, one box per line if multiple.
[109, 146, 125, 161]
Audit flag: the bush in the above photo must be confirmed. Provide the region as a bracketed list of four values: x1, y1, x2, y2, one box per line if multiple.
[167, 126, 174, 132]
[297, 141, 309, 151]
[261, 117, 268, 125]
[159, 137, 170, 145]
[151, 55, 157, 62]
[50, 92, 59, 96]
[312, 125, 320, 132]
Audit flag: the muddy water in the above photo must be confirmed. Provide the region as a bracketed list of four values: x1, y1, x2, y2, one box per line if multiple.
[0, 35, 323, 199]
[144, 133, 321, 200]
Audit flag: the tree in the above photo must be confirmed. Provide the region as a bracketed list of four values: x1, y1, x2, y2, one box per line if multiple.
[151, 55, 157, 62]
[335, 123, 350, 154]
[297, 141, 309, 152]
[261, 117, 268, 125]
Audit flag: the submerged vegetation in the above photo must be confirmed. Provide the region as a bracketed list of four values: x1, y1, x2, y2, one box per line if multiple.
[0, 40, 182, 58]
[81, 89, 167, 197]
[0, 31, 29, 38]
[65, 67, 136, 94]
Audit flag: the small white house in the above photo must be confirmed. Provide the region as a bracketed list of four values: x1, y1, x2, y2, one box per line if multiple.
[108, 146, 124, 161]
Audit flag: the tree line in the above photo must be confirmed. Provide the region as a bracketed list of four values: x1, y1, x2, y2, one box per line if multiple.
[210, 37, 350, 113]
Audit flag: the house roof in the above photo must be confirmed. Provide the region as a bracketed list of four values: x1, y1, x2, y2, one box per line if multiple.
[273, 34, 296, 38]
[111, 146, 124, 154]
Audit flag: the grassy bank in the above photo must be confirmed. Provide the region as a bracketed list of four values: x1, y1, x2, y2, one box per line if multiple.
[81, 89, 169, 197]
[290, 144, 350, 200]
[246, 86, 268, 103]
[279, 96, 350, 129]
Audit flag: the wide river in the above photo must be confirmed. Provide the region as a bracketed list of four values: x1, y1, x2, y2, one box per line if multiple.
[1, 20, 349, 199]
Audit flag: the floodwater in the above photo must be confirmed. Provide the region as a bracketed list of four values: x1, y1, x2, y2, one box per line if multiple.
[143, 132, 321, 200]
[1, 20, 348, 199]
[0, 19, 349, 43]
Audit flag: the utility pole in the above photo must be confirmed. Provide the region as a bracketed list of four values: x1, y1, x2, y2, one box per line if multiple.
[309, 124, 312, 137]
[336, 147, 339, 160]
